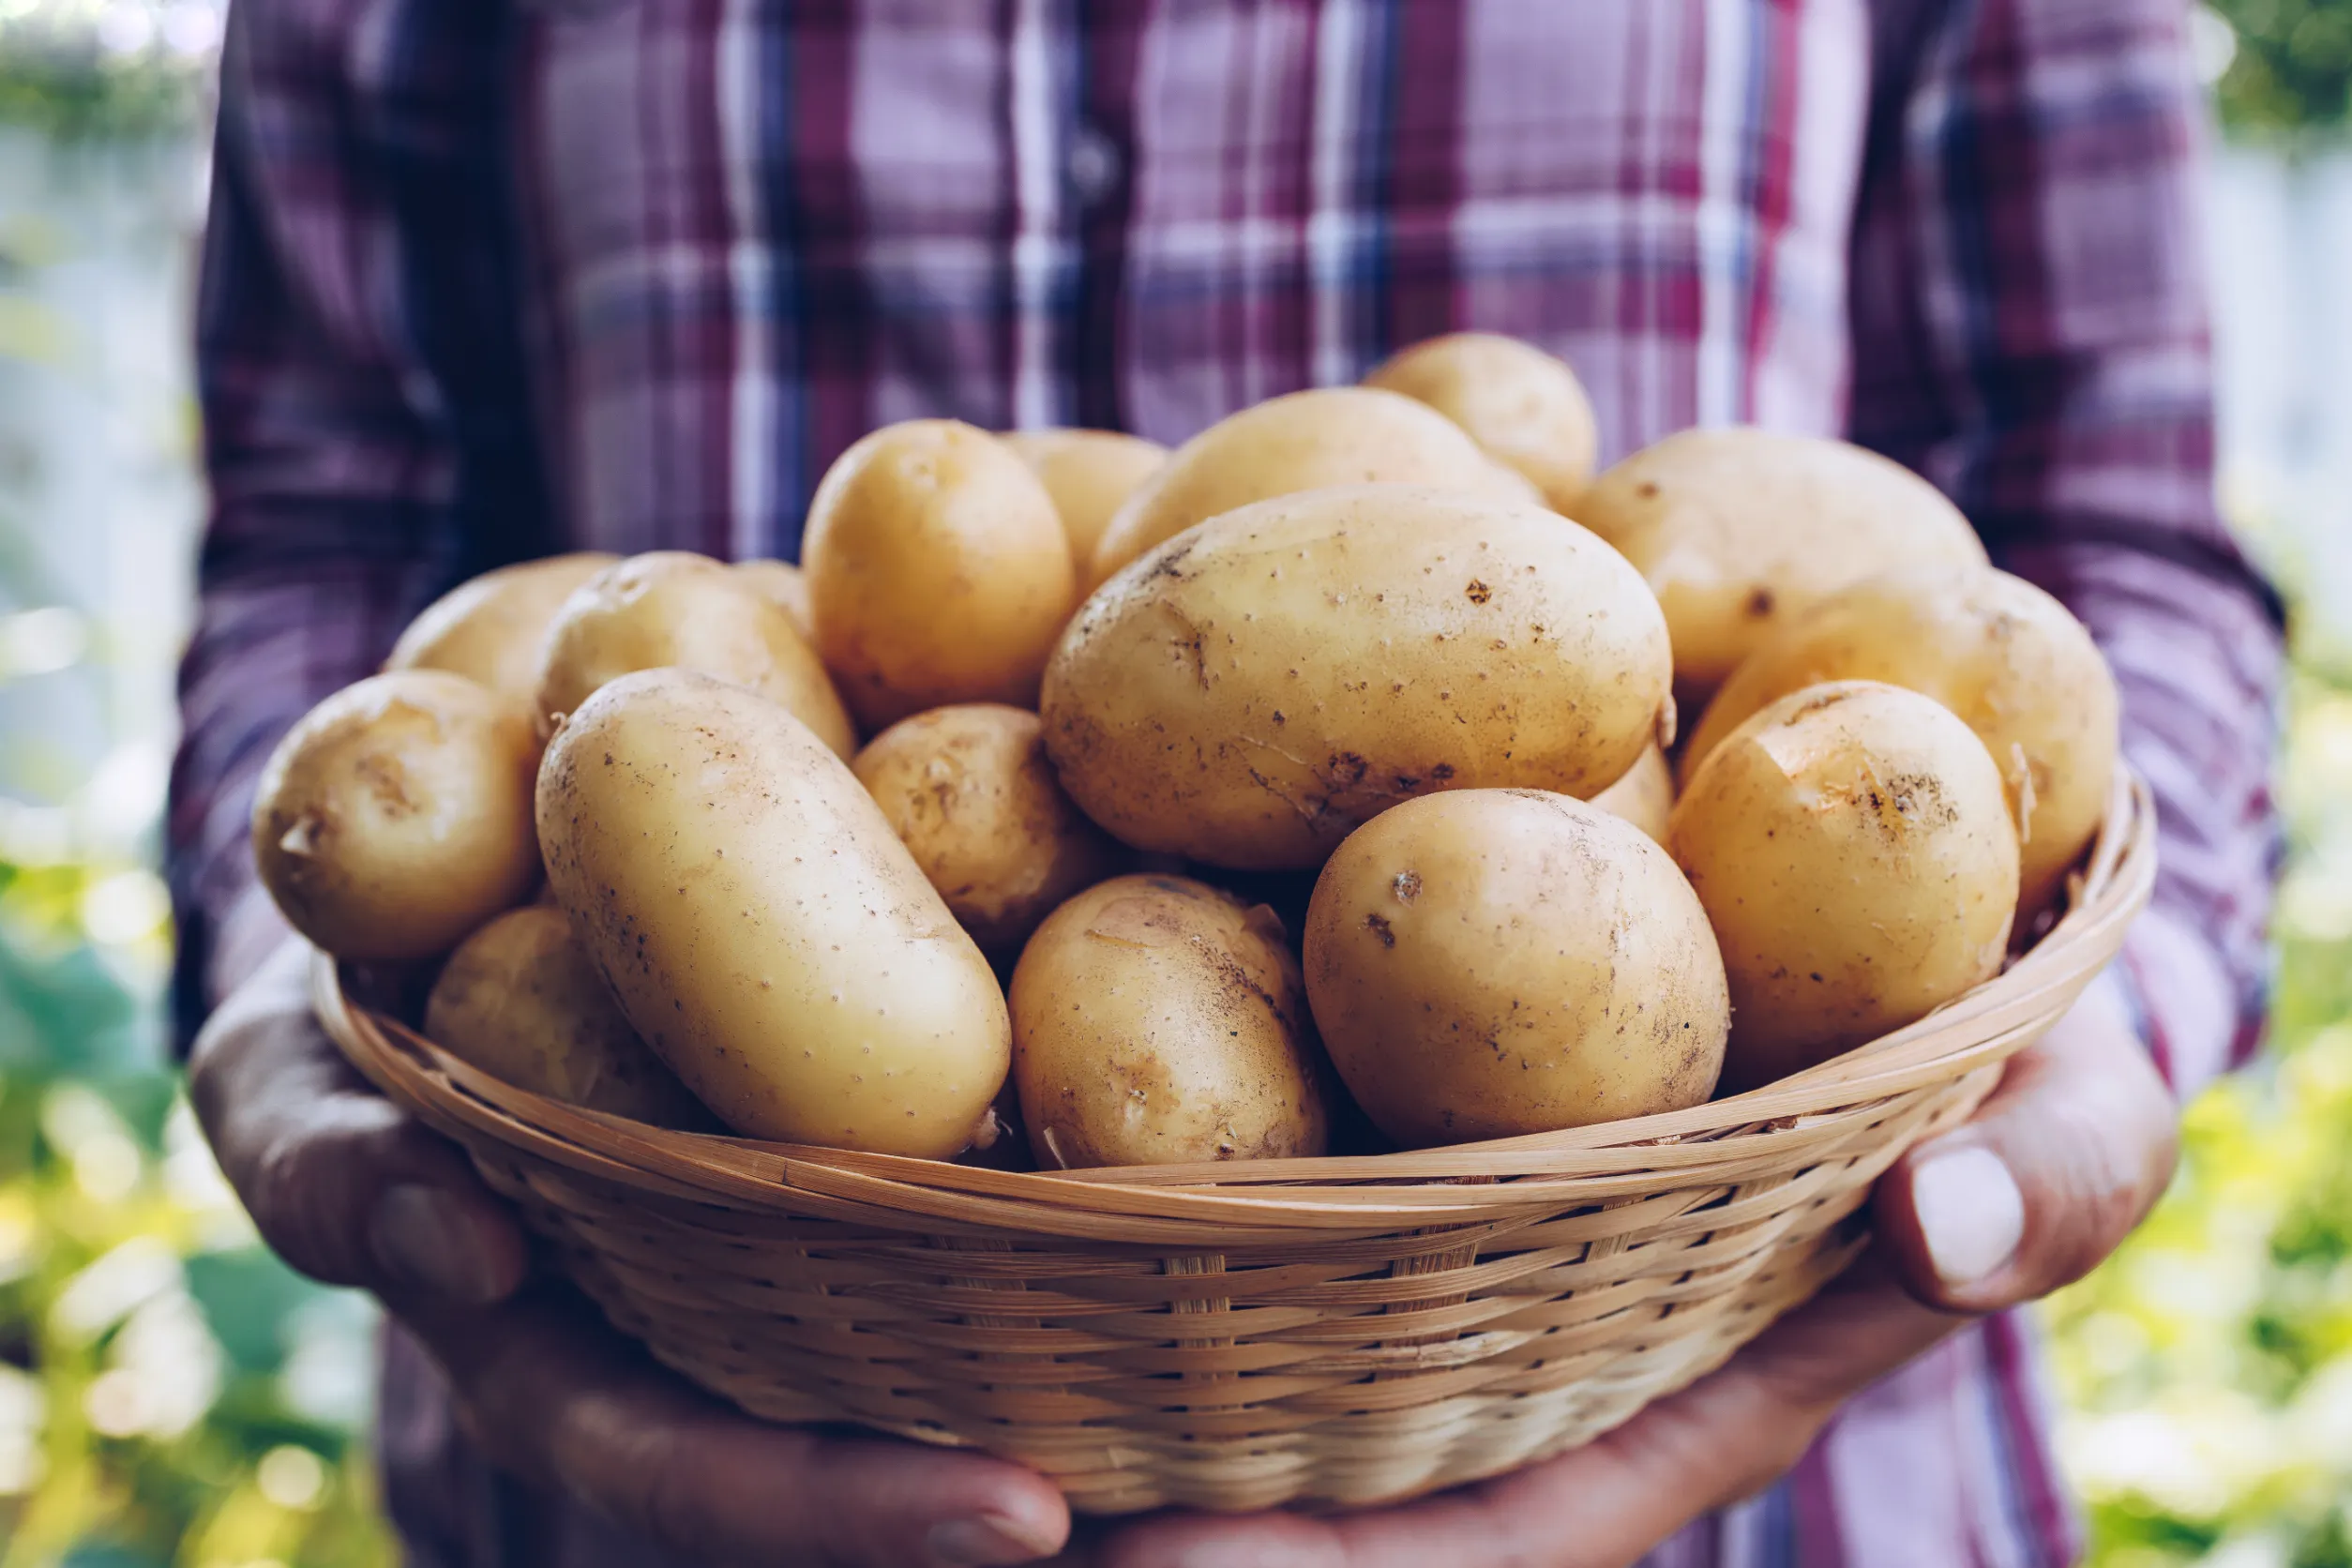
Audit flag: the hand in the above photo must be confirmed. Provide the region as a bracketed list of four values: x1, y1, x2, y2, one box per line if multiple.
[1054, 979, 2179, 1568]
[189, 937, 1073, 1567]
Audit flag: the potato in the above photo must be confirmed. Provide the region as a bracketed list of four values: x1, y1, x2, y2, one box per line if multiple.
[1304, 790, 1726, 1146]
[999, 429, 1168, 566]
[425, 906, 712, 1127]
[384, 552, 619, 705]
[252, 671, 540, 961]
[1042, 485, 1674, 868]
[536, 669, 1009, 1156]
[1363, 333, 1600, 512]
[1086, 386, 1530, 588]
[535, 551, 855, 756]
[852, 704, 1123, 955]
[1009, 874, 1329, 1168]
[804, 420, 1077, 730]
[1668, 681, 2020, 1091]
[732, 558, 813, 642]
[1680, 565, 2118, 918]
[1588, 744, 1673, 846]
[1574, 429, 1989, 695]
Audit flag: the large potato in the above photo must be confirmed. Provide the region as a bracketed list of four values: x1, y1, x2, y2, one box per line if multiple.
[1588, 744, 1673, 846]
[425, 906, 712, 1127]
[384, 552, 619, 705]
[1574, 429, 1989, 695]
[804, 420, 1077, 729]
[1009, 874, 1329, 1168]
[1363, 333, 1600, 513]
[732, 558, 812, 643]
[1042, 485, 1674, 868]
[535, 551, 855, 756]
[1680, 565, 2118, 918]
[1304, 790, 1726, 1147]
[999, 429, 1168, 566]
[252, 671, 540, 960]
[852, 703, 1123, 955]
[537, 670, 1011, 1157]
[1086, 387, 1528, 588]
[1669, 681, 2020, 1091]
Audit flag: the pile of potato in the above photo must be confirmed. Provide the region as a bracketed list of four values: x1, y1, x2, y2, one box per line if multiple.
[251, 333, 2119, 1168]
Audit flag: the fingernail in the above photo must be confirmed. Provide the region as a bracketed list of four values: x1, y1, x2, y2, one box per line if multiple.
[370, 1184, 502, 1304]
[1911, 1144, 2026, 1289]
[927, 1515, 1060, 1567]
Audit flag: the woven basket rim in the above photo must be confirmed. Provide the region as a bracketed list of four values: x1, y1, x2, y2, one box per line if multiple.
[320, 770, 2155, 1241]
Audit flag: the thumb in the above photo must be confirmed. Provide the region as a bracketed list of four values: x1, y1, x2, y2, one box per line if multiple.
[189, 938, 531, 1308]
[1874, 975, 2180, 1314]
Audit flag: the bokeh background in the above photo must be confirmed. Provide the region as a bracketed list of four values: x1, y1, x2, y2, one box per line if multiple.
[0, 4, 2346, 1563]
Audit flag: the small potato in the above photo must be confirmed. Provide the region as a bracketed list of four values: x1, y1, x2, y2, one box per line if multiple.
[1680, 565, 2118, 918]
[1010, 874, 1330, 1168]
[1043, 485, 1673, 868]
[1086, 386, 1528, 588]
[537, 670, 1009, 1157]
[1588, 744, 1673, 846]
[252, 671, 540, 961]
[385, 552, 619, 705]
[1363, 333, 1600, 512]
[1304, 791, 1727, 1148]
[1574, 429, 1989, 695]
[535, 550, 854, 756]
[1669, 681, 2020, 1091]
[999, 430, 1168, 566]
[805, 420, 1078, 729]
[425, 907, 712, 1126]
[854, 704, 1123, 956]
[732, 558, 813, 642]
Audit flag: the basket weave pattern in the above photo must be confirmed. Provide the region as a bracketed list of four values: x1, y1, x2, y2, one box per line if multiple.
[320, 774, 2155, 1515]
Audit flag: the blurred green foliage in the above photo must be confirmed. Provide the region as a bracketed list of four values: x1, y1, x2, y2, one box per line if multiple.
[2045, 591, 2352, 1562]
[2212, 0, 2352, 134]
[0, 856, 395, 1567]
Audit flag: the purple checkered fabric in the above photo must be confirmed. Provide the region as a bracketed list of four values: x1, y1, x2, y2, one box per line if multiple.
[173, 2, 2284, 1563]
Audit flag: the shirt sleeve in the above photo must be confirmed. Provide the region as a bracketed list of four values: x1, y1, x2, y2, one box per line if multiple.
[168, 0, 546, 1050]
[1847, 0, 2286, 1097]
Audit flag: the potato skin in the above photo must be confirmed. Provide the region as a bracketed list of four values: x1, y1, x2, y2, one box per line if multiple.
[1304, 790, 1727, 1148]
[804, 420, 1077, 730]
[999, 430, 1168, 566]
[732, 558, 813, 643]
[385, 552, 619, 704]
[425, 906, 713, 1127]
[535, 551, 855, 757]
[1669, 681, 2020, 1092]
[1681, 566, 2118, 918]
[1009, 874, 1330, 1168]
[852, 704, 1123, 955]
[536, 670, 1010, 1156]
[252, 671, 541, 961]
[1086, 387, 1528, 588]
[1587, 744, 1673, 846]
[1574, 430, 1989, 694]
[1042, 485, 1675, 868]
[1363, 333, 1600, 513]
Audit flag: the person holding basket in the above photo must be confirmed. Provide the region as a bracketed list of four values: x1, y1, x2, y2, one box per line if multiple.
[174, 2, 2280, 1564]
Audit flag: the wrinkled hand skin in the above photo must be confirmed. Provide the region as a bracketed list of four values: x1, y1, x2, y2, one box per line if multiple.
[191, 939, 2169, 1568]
[188, 938, 1071, 1568]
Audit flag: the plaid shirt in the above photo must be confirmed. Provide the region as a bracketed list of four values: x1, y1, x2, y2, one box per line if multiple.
[174, 1, 2285, 1564]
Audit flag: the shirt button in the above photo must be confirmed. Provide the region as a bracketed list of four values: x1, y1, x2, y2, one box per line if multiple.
[1067, 125, 1123, 205]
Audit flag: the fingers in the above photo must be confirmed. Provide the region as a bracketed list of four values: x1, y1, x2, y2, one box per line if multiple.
[1071, 1259, 1956, 1568]
[404, 1287, 1073, 1567]
[1875, 978, 2179, 1314]
[188, 937, 531, 1306]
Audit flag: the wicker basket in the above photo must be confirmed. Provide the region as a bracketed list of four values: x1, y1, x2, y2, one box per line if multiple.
[318, 770, 2155, 1516]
